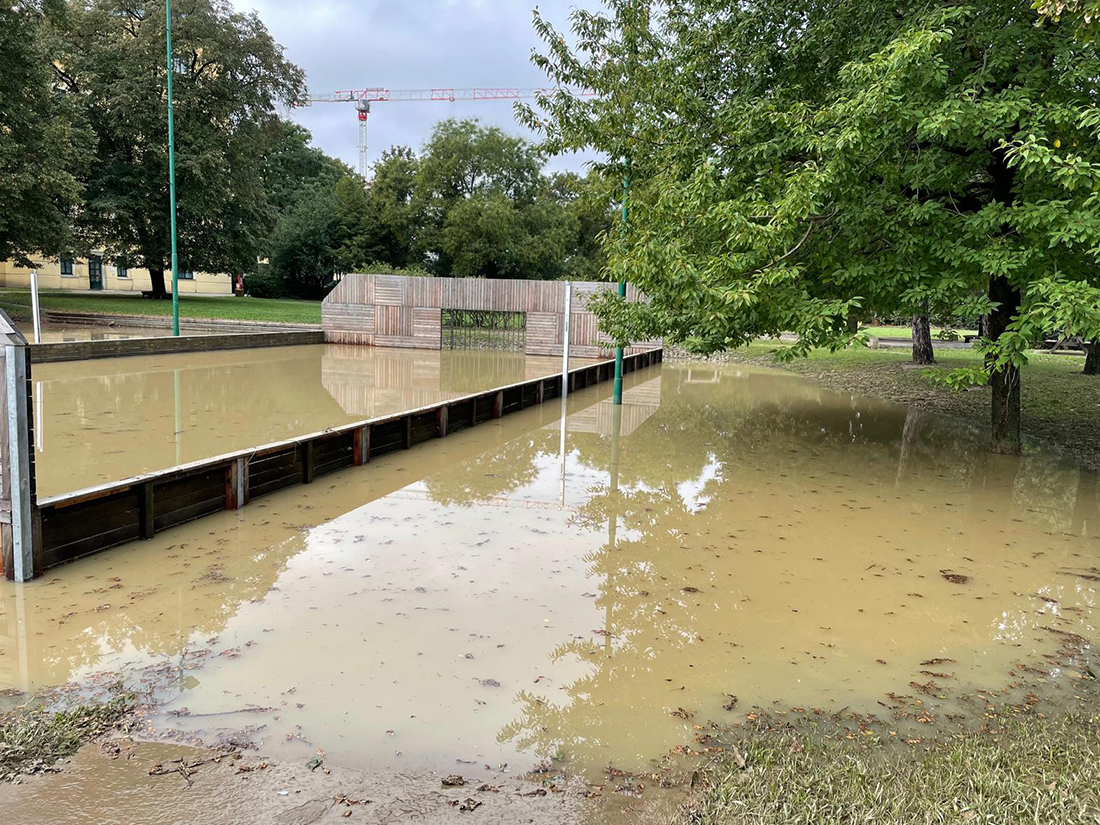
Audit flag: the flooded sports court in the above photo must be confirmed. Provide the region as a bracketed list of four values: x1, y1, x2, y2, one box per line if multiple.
[29, 344, 574, 496]
[2, 351, 1097, 786]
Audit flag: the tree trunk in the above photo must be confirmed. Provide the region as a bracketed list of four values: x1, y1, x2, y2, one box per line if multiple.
[986, 275, 1021, 454]
[911, 314, 935, 365]
[148, 267, 169, 297]
[1084, 341, 1100, 375]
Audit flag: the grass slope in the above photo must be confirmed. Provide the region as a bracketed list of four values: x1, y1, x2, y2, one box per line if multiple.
[0, 289, 321, 325]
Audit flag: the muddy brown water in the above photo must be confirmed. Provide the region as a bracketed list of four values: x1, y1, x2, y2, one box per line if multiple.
[18, 322, 180, 343]
[30, 344, 577, 497]
[2, 359, 1098, 792]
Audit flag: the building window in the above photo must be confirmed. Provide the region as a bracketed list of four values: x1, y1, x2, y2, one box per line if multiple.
[116, 262, 128, 278]
[60, 257, 74, 276]
[178, 269, 194, 281]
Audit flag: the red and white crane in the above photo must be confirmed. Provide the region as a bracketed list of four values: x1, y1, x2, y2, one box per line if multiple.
[300, 87, 581, 177]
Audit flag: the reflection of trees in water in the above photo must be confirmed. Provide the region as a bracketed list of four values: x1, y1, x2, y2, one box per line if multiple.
[498, 366, 1100, 769]
[421, 433, 548, 506]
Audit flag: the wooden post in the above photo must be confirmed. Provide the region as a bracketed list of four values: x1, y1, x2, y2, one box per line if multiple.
[437, 406, 449, 437]
[535, 379, 544, 405]
[225, 457, 247, 510]
[404, 415, 413, 449]
[1, 310, 38, 582]
[492, 390, 504, 419]
[140, 481, 155, 538]
[470, 398, 478, 427]
[302, 441, 315, 484]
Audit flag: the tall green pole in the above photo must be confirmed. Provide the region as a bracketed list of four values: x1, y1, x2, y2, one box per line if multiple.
[613, 167, 628, 405]
[166, 0, 180, 336]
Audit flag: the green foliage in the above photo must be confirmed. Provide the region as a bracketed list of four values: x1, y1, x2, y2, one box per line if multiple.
[410, 118, 611, 280]
[245, 263, 285, 299]
[269, 185, 345, 299]
[52, 0, 303, 291]
[527, 0, 1100, 442]
[263, 120, 353, 219]
[0, 2, 89, 266]
[1, 695, 134, 781]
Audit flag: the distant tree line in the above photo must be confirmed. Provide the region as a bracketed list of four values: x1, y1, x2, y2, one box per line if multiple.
[262, 118, 613, 299]
[0, 0, 612, 302]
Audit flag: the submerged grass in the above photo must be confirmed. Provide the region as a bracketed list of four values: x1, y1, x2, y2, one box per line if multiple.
[688, 342, 1100, 471]
[684, 712, 1100, 825]
[0, 695, 134, 781]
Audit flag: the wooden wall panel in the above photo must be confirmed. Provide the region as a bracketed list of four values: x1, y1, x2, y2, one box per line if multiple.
[323, 273, 662, 354]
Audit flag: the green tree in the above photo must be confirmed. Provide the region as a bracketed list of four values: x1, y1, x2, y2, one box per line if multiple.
[0, 1, 88, 266]
[263, 120, 353, 219]
[269, 185, 344, 298]
[54, 0, 303, 296]
[366, 146, 420, 269]
[413, 118, 559, 278]
[526, 0, 1100, 453]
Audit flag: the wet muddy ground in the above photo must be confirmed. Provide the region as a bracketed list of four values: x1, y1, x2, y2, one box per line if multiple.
[1, 359, 1098, 820]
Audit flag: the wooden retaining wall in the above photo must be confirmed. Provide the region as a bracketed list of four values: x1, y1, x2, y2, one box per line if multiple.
[36, 310, 319, 335]
[29, 348, 662, 575]
[323, 274, 661, 358]
[29, 330, 324, 364]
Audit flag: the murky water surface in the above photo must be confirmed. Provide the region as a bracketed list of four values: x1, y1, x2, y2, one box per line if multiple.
[18, 323, 179, 343]
[2, 361, 1098, 784]
[30, 345, 572, 496]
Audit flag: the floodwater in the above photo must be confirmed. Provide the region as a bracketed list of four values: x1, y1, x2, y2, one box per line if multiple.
[17, 322, 179, 343]
[30, 344, 575, 496]
[1, 361, 1098, 786]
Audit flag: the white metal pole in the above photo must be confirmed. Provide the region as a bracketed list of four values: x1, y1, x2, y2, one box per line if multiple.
[29, 270, 41, 345]
[561, 281, 572, 400]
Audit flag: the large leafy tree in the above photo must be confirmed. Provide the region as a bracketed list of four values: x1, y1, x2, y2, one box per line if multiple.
[0, 1, 88, 266]
[526, 0, 1100, 453]
[52, 0, 303, 295]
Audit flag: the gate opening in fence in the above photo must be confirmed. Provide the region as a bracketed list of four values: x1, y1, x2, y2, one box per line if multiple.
[442, 309, 526, 351]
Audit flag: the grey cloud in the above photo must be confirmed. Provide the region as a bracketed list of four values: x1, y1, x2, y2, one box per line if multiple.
[232, 0, 600, 172]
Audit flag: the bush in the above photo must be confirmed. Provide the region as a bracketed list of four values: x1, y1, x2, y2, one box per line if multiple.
[246, 266, 286, 299]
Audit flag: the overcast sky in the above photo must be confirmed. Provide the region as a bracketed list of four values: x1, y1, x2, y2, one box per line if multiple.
[233, 0, 599, 174]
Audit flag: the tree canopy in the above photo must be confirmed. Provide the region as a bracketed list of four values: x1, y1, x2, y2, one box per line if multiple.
[52, 0, 303, 294]
[0, 1, 88, 267]
[526, 0, 1100, 452]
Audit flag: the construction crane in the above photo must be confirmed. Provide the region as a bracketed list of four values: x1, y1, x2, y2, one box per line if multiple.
[300, 87, 580, 177]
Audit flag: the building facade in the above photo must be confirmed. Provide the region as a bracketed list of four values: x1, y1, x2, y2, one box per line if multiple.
[0, 255, 232, 295]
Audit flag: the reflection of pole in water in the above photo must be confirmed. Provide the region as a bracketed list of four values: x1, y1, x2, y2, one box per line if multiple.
[559, 281, 572, 508]
[15, 585, 31, 694]
[604, 403, 623, 654]
[559, 393, 568, 508]
[174, 368, 182, 465]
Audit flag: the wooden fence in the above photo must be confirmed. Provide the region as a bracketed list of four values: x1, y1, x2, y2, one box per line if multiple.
[323, 274, 662, 358]
[18, 348, 662, 577]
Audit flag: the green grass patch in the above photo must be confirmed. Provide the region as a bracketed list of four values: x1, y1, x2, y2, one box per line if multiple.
[0, 695, 134, 781]
[0, 289, 321, 325]
[684, 712, 1100, 824]
[861, 325, 978, 339]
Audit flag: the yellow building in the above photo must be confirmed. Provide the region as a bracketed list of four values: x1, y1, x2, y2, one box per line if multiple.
[0, 254, 232, 295]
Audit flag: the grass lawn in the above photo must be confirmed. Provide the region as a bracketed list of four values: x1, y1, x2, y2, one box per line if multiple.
[685, 710, 1100, 825]
[0, 289, 321, 325]
[696, 341, 1100, 471]
[861, 324, 978, 339]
